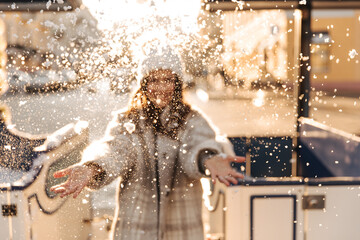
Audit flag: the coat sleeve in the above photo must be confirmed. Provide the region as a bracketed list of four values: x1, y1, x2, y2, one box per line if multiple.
[178, 110, 233, 179]
[81, 112, 137, 189]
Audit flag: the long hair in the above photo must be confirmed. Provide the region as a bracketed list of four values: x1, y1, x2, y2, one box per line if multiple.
[126, 73, 190, 138]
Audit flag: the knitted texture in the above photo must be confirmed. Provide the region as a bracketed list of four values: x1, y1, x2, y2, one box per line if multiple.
[139, 43, 184, 79]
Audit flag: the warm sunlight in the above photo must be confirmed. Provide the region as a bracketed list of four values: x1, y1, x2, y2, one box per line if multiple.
[82, 0, 201, 32]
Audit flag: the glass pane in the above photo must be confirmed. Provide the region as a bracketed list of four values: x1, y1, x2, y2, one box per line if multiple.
[192, 9, 299, 176]
[309, 10, 360, 134]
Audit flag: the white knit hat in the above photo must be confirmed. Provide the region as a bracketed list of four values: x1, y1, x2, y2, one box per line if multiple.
[138, 44, 184, 80]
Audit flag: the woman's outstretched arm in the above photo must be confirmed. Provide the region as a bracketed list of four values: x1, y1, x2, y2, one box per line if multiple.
[50, 112, 136, 198]
[179, 110, 245, 183]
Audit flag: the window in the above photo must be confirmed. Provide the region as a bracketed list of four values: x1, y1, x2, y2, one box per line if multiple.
[311, 32, 331, 73]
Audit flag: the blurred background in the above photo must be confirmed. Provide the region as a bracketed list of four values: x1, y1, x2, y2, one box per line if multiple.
[0, 0, 359, 239]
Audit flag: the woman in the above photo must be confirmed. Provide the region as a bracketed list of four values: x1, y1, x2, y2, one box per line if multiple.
[50, 45, 244, 240]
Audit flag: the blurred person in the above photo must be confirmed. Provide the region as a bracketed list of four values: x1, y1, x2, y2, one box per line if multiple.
[50, 45, 245, 240]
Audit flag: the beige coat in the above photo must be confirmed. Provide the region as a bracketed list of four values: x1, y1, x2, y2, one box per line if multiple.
[83, 106, 227, 240]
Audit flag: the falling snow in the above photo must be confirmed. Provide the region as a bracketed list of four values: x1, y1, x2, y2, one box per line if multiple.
[0, 1, 360, 239]
[124, 121, 136, 134]
[349, 49, 358, 59]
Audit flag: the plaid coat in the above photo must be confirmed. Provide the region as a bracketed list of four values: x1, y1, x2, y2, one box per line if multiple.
[83, 106, 227, 240]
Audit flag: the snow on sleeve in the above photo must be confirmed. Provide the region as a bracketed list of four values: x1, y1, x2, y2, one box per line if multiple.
[81, 112, 137, 189]
[178, 111, 224, 179]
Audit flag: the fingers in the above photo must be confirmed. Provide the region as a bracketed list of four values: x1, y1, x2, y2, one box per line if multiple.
[227, 156, 246, 163]
[207, 154, 246, 186]
[53, 168, 71, 178]
[225, 175, 238, 185]
[50, 182, 84, 198]
[230, 169, 244, 179]
[60, 184, 79, 198]
[49, 182, 73, 198]
[218, 176, 230, 186]
[50, 166, 90, 198]
[50, 185, 66, 194]
[215, 170, 244, 186]
[73, 184, 85, 199]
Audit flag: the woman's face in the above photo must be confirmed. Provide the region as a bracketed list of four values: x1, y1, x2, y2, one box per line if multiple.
[146, 69, 176, 108]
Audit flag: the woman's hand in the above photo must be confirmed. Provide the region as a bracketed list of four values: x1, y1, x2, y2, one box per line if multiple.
[50, 165, 94, 198]
[204, 155, 245, 186]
